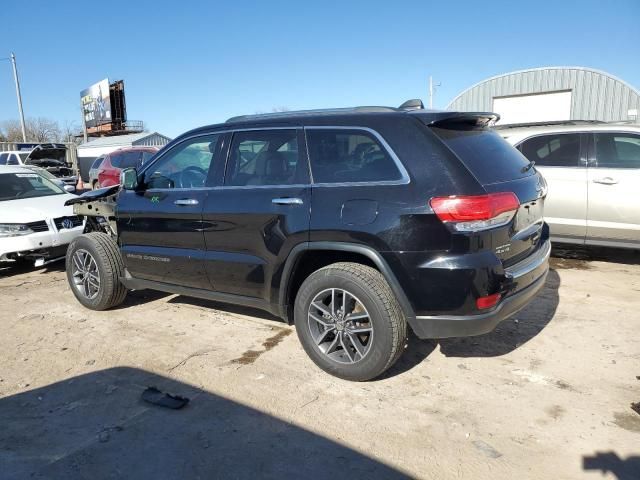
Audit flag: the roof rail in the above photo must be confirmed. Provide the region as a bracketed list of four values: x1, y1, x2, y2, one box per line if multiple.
[493, 120, 606, 129]
[226, 106, 398, 123]
[225, 99, 427, 123]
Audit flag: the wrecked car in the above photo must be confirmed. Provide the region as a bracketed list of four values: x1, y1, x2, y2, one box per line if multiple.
[0, 166, 84, 265]
[64, 101, 550, 381]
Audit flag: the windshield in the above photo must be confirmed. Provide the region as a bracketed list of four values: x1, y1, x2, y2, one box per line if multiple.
[0, 172, 65, 201]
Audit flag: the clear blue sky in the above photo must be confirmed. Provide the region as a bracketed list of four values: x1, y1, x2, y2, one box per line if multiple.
[1, 0, 638, 138]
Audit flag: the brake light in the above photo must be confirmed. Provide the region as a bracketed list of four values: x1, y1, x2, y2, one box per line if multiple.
[430, 192, 520, 232]
[476, 293, 501, 310]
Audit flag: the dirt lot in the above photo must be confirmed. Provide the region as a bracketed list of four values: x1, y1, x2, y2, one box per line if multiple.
[1, 248, 639, 479]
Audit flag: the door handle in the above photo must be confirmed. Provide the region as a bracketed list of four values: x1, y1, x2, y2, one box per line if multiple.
[592, 177, 619, 185]
[174, 199, 199, 206]
[272, 197, 303, 205]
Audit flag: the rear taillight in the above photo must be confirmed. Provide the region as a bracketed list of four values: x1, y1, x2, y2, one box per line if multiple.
[430, 192, 520, 232]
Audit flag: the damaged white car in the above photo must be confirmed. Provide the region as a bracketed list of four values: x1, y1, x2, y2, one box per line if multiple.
[0, 166, 84, 265]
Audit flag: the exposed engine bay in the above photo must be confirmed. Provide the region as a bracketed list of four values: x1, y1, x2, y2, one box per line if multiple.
[64, 185, 120, 238]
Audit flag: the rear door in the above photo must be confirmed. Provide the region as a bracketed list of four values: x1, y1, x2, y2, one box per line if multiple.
[518, 132, 587, 244]
[201, 128, 310, 303]
[587, 131, 640, 245]
[117, 133, 224, 289]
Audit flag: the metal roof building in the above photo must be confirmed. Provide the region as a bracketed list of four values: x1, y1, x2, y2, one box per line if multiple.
[447, 66, 640, 125]
[77, 131, 171, 158]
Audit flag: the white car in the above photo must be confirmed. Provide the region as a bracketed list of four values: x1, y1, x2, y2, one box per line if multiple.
[497, 122, 640, 249]
[0, 166, 84, 265]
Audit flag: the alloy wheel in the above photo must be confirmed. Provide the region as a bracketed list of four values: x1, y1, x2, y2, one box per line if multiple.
[307, 288, 374, 364]
[71, 249, 101, 300]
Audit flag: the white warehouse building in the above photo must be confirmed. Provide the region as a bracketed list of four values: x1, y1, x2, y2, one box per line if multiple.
[447, 66, 640, 125]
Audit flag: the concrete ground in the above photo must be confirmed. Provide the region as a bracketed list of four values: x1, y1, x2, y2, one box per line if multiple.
[0, 247, 638, 479]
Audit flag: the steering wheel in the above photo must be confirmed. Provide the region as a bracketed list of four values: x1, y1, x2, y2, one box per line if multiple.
[177, 166, 207, 188]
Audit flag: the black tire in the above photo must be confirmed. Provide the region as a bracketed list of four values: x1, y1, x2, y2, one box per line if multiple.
[65, 232, 127, 310]
[294, 262, 407, 381]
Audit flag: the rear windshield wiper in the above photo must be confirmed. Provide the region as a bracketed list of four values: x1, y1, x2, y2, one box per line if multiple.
[521, 160, 535, 173]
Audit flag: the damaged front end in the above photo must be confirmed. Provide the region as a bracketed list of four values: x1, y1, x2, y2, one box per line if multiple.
[64, 185, 120, 238]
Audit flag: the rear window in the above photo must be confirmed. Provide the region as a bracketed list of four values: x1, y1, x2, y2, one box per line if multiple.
[430, 126, 532, 185]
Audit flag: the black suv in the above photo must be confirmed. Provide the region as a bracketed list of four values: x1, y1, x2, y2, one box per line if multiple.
[65, 101, 550, 381]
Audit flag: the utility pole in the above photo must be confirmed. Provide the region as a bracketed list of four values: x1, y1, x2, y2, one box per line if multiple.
[10, 53, 27, 142]
[429, 75, 441, 109]
[80, 101, 88, 143]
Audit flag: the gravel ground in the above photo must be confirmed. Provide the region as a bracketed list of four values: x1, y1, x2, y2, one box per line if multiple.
[0, 247, 638, 479]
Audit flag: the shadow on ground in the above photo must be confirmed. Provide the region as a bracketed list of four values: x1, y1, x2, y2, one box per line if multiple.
[552, 245, 640, 266]
[0, 260, 65, 279]
[379, 269, 560, 376]
[0, 368, 408, 480]
[583, 451, 640, 480]
[437, 269, 560, 358]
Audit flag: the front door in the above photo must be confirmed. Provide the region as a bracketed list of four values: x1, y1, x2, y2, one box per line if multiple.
[518, 132, 587, 244]
[202, 128, 310, 304]
[117, 133, 225, 289]
[587, 132, 640, 245]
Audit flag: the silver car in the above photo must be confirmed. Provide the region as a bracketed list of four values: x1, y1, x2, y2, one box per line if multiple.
[498, 122, 640, 249]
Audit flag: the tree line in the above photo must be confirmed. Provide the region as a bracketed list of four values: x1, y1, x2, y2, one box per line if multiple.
[0, 118, 82, 144]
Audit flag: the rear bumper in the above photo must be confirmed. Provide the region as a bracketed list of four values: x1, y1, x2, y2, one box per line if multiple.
[408, 239, 551, 339]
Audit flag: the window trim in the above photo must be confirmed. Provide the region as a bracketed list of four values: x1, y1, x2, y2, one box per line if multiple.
[140, 125, 410, 191]
[304, 126, 410, 187]
[515, 131, 587, 169]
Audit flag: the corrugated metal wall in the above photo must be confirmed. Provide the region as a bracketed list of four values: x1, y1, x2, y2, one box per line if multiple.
[447, 67, 640, 122]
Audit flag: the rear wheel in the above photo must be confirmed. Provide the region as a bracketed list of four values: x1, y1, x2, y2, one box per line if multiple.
[66, 233, 127, 310]
[294, 262, 407, 381]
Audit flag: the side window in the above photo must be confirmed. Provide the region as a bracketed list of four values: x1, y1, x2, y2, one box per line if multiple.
[225, 129, 304, 186]
[594, 133, 640, 168]
[112, 151, 142, 169]
[306, 129, 402, 183]
[519, 133, 581, 167]
[7, 154, 20, 165]
[0, 153, 8, 165]
[145, 134, 221, 189]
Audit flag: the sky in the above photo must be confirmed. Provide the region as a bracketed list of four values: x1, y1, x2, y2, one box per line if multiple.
[1, 0, 639, 138]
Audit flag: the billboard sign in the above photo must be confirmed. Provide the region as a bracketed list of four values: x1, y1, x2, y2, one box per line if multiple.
[81, 79, 112, 128]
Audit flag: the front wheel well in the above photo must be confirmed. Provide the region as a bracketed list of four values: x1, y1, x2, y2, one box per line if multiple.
[284, 250, 378, 322]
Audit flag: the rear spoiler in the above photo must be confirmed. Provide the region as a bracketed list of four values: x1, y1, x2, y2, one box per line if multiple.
[415, 111, 500, 127]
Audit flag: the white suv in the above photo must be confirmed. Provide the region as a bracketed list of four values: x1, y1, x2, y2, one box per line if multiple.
[498, 122, 640, 249]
